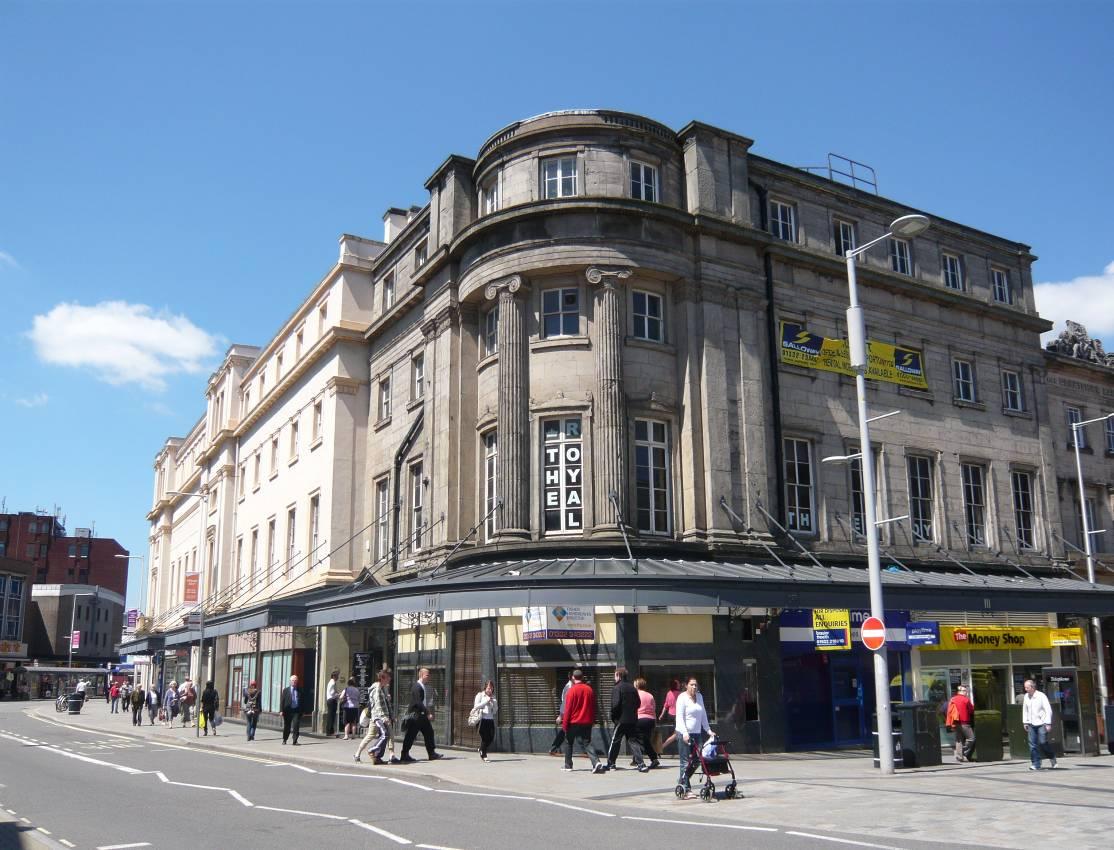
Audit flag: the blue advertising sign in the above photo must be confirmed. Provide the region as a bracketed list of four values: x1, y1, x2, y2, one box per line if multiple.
[813, 629, 850, 649]
[905, 621, 939, 646]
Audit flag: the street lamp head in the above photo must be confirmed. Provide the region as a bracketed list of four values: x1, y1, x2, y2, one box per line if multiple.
[889, 214, 930, 238]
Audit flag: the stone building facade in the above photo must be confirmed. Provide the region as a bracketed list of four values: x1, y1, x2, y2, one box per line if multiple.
[135, 110, 1114, 753]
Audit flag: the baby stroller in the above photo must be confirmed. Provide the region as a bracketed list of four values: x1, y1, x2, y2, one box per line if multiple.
[674, 734, 739, 802]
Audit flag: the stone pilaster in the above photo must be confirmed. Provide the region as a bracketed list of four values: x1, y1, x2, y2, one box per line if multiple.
[586, 265, 632, 532]
[485, 274, 530, 539]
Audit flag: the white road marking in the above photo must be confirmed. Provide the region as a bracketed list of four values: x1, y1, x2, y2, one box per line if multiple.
[36, 827, 51, 835]
[417, 845, 465, 850]
[60, 840, 76, 848]
[29, 713, 135, 741]
[348, 818, 411, 845]
[386, 777, 433, 791]
[785, 833, 906, 850]
[536, 799, 614, 817]
[5, 809, 15, 815]
[0, 733, 143, 774]
[254, 805, 347, 820]
[319, 771, 386, 780]
[434, 789, 533, 801]
[97, 843, 153, 849]
[623, 815, 778, 832]
[19, 817, 30, 823]
[228, 789, 253, 807]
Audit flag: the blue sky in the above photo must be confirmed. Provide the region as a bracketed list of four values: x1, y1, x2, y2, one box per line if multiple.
[1, 0, 1112, 611]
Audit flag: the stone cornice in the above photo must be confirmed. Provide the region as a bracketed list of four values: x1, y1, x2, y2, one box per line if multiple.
[326, 376, 364, 397]
[236, 326, 365, 436]
[748, 157, 1036, 259]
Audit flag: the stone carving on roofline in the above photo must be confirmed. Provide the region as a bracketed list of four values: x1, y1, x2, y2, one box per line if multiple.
[1045, 320, 1114, 368]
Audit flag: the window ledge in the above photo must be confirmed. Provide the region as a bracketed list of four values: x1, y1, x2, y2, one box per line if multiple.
[626, 337, 676, 355]
[269, 471, 278, 482]
[288, 454, 299, 467]
[374, 417, 392, 433]
[1002, 408, 1032, 420]
[309, 437, 323, 452]
[952, 398, 986, 411]
[898, 387, 934, 402]
[478, 352, 498, 372]
[531, 335, 590, 352]
[407, 398, 424, 413]
[1067, 444, 1093, 454]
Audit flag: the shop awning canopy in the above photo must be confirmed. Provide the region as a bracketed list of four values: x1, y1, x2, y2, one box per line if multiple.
[116, 634, 165, 655]
[304, 557, 1114, 625]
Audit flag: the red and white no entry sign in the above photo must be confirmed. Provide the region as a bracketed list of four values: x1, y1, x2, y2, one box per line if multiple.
[861, 616, 886, 651]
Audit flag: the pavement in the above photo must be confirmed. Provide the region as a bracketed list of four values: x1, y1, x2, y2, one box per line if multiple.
[8, 700, 1114, 849]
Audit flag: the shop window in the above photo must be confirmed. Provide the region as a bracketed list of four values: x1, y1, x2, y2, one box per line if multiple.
[542, 417, 583, 533]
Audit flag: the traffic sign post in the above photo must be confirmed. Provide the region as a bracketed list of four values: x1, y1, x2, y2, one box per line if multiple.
[861, 616, 887, 651]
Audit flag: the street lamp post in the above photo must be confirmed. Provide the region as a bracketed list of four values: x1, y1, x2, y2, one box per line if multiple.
[115, 553, 147, 617]
[1071, 412, 1112, 714]
[845, 214, 930, 775]
[168, 489, 209, 738]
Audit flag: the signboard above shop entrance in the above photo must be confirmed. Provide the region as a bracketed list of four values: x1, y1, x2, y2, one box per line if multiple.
[522, 605, 595, 641]
[921, 626, 1083, 651]
[811, 609, 851, 650]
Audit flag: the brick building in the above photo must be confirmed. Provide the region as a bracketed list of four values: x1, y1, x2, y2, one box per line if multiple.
[0, 513, 129, 595]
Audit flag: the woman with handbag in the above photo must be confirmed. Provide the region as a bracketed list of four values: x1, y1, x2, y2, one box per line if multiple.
[340, 677, 360, 740]
[471, 680, 498, 762]
[242, 680, 261, 742]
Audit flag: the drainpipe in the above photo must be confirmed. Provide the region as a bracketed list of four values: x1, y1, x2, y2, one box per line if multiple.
[750, 180, 786, 525]
[391, 409, 425, 572]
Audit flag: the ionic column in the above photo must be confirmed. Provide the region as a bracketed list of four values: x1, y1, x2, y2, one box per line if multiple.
[586, 265, 632, 532]
[485, 275, 530, 539]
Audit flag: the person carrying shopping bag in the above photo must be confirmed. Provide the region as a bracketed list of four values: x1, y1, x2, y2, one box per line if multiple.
[470, 680, 498, 762]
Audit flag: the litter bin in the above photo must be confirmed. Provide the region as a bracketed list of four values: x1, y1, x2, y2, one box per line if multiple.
[1007, 705, 1029, 759]
[972, 710, 1002, 762]
[872, 709, 904, 769]
[67, 693, 84, 715]
[894, 702, 941, 767]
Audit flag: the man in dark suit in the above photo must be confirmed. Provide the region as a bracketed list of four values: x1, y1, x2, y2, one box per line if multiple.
[280, 674, 305, 745]
[399, 667, 442, 763]
[606, 666, 646, 771]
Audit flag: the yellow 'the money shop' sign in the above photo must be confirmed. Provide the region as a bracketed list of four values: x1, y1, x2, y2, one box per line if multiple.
[779, 321, 929, 390]
[920, 626, 1083, 651]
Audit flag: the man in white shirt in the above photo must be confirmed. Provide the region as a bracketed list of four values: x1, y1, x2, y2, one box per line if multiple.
[1022, 679, 1056, 770]
[325, 670, 340, 737]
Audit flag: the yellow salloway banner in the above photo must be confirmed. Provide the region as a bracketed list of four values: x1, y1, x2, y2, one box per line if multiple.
[921, 626, 1083, 651]
[779, 321, 929, 390]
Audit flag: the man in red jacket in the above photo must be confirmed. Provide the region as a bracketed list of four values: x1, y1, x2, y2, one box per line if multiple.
[947, 684, 976, 763]
[561, 669, 605, 773]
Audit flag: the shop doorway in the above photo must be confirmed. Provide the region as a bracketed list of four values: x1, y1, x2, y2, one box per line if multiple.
[783, 651, 874, 749]
[451, 622, 482, 748]
[970, 666, 1009, 740]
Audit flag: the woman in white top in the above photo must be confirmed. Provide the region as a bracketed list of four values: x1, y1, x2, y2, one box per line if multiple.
[673, 677, 711, 790]
[472, 680, 499, 762]
[341, 677, 361, 740]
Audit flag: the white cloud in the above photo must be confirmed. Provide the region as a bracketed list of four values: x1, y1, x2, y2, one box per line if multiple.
[14, 393, 48, 408]
[1034, 261, 1114, 348]
[0, 250, 19, 269]
[29, 301, 220, 391]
